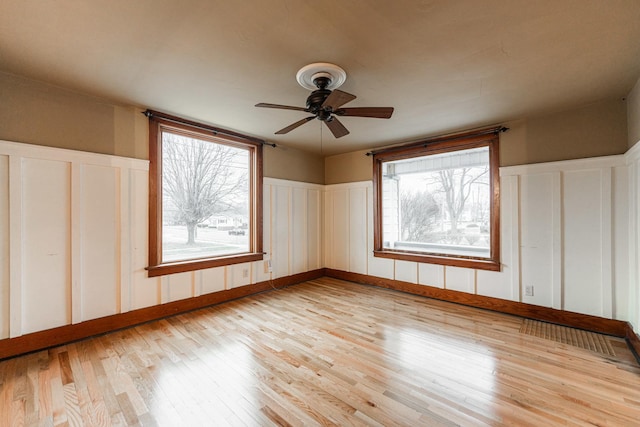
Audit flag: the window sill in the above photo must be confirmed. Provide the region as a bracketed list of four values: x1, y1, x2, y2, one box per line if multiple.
[373, 250, 501, 272]
[147, 252, 264, 277]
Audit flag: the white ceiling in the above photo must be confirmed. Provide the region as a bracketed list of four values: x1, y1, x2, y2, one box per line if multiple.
[2, 0, 640, 155]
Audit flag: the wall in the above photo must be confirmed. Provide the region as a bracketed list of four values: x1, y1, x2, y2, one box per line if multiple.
[501, 98, 628, 166]
[628, 76, 640, 149]
[264, 144, 324, 184]
[0, 139, 322, 339]
[0, 72, 325, 184]
[324, 155, 635, 328]
[324, 98, 628, 184]
[0, 72, 148, 159]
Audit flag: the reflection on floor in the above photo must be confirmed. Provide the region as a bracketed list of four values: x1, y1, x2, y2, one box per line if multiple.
[1, 277, 639, 426]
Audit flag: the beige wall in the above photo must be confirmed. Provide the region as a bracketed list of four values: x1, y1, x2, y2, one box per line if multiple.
[324, 149, 372, 185]
[627, 76, 640, 149]
[325, 98, 628, 184]
[0, 72, 325, 183]
[501, 98, 628, 166]
[0, 72, 148, 159]
[263, 144, 324, 184]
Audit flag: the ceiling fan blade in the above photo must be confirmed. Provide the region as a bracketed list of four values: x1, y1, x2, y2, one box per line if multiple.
[324, 116, 350, 138]
[321, 89, 357, 111]
[275, 116, 315, 134]
[256, 103, 308, 112]
[334, 107, 394, 119]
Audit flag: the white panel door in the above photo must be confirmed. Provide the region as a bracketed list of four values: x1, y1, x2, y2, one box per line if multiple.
[22, 158, 72, 333]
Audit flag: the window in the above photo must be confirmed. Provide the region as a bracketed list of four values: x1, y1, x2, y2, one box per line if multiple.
[373, 128, 501, 271]
[147, 111, 263, 277]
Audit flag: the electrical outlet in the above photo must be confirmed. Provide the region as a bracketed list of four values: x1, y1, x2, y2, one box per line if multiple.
[268, 259, 273, 273]
[242, 268, 249, 278]
[525, 285, 534, 297]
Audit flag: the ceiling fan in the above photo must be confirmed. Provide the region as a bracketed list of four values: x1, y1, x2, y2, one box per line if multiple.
[256, 63, 394, 138]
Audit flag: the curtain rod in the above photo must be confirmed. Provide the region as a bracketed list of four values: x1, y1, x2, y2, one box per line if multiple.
[365, 125, 508, 156]
[142, 109, 276, 147]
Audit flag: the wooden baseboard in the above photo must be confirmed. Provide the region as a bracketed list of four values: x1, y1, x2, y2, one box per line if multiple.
[4, 267, 638, 364]
[626, 324, 640, 360]
[325, 269, 631, 338]
[0, 269, 325, 360]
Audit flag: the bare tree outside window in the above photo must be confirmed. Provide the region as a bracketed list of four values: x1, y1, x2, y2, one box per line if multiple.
[161, 132, 249, 262]
[431, 166, 489, 244]
[382, 146, 492, 258]
[400, 190, 440, 241]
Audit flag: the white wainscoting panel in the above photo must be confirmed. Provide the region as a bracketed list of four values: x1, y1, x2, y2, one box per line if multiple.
[79, 164, 120, 322]
[292, 187, 308, 275]
[418, 263, 444, 288]
[519, 172, 555, 307]
[365, 184, 394, 279]
[562, 169, 608, 317]
[625, 144, 640, 330]
[395, 260, 418, 284]
[198, 267, 224, 295]
[2, 138, 637, 338]
[22, 157, 72, 334]
[349, 186, 368, 275]
[0, 140, 323, 339]
[307, 189, 322, 271]
[326, 154, 632, 325]
[445, 267, 475, 293]
[0, 155, 9, 339]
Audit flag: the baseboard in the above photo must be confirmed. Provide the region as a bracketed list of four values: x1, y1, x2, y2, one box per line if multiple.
[0, 269, 325, 360]
[626, 324, 640, 361]
[325, 269, 631, 338]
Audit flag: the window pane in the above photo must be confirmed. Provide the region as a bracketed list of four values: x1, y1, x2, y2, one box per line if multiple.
[381, 146, 491, 258]
[161, 131, 250, 262]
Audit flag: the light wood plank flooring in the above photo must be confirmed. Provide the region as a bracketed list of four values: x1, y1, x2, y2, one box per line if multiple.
[1, 277, 639, 426]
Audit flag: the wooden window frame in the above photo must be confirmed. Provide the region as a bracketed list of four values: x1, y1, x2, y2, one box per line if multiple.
[146, 111, 263, 277]
[373, 129, 501, 271]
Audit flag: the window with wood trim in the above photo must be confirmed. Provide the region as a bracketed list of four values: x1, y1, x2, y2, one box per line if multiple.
[373, 129, 501, 271]
[147, 111, 263, 277]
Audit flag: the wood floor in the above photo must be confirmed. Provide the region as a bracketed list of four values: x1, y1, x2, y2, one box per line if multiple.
[1, 277, 639, 426]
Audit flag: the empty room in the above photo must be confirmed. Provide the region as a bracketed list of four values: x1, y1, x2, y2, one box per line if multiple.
[1, 1, 640, 425]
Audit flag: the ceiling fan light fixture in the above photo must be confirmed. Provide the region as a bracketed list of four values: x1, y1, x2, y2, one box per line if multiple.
[296, 62, 347, 90]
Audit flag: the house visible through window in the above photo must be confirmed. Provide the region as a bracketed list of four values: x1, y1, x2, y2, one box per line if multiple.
[147, 111, 263, 277]
[373, 129, 501, 271]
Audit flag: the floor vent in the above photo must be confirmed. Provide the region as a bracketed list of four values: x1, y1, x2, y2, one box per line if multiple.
[520, 319, 616, 357]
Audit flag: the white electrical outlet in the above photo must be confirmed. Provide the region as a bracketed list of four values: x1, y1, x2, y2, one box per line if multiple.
[525, 286, 534, 297]
[242, 268, 249, 278]
[268, 259, 273, 273]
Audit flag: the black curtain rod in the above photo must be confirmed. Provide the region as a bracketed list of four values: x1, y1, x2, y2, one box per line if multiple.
[365, 126, 508, 156]
[142, 109, 276, 147]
